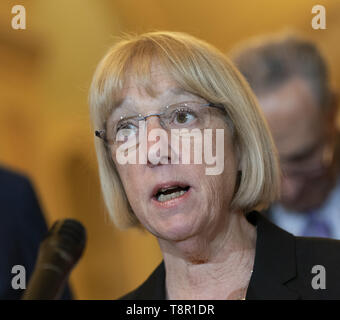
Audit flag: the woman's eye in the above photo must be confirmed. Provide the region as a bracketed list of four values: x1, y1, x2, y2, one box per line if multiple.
[174, 109, 196, 125]
[116, 123, 138, 139]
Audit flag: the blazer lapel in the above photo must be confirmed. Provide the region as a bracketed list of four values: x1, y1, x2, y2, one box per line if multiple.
[246, 211, 300, 300]
[135, 261, 166, 299]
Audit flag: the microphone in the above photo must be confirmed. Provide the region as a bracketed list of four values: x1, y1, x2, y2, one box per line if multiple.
[22, 219, 86, 300]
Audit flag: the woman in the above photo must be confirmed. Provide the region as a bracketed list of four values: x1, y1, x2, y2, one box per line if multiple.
[89, 31, 340, 300]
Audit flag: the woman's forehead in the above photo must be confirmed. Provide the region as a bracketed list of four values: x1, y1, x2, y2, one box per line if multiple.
[106, 59, 205, 117]
[109, 85, 200, 118]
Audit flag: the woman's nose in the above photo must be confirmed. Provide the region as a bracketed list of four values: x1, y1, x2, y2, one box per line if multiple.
[140, 117, 173, 167]
[144, 115, 164, 131]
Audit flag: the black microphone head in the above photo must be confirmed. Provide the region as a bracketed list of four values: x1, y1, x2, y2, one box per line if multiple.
[47, 219, 87, 263]
[23, 219, 87, 300]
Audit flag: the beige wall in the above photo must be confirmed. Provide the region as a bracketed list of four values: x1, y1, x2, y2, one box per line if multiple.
[0, 0, 339, 299]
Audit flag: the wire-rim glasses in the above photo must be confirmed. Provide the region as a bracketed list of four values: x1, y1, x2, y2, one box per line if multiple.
[95, 101, 226, 145]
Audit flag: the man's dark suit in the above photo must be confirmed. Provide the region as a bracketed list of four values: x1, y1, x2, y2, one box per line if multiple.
[120, 211, 340, 300]
[0, 167, 72, 299]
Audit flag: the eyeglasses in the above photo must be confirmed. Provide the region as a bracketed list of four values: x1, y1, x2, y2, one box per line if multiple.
[95, 101, 226, 145]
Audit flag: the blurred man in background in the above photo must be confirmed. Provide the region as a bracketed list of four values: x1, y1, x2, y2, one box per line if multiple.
[231, 33, 340, 238]
[0, 166, 73, 299]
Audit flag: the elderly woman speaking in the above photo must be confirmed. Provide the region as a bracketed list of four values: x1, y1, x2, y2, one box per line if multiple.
[89, 31, 340, 300]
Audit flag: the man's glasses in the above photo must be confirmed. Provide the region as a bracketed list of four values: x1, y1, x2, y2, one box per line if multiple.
[95, 101, 226, 145]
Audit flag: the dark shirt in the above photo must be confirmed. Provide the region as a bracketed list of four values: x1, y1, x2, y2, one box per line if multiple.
[0, 167, 72, 299]
[120, 211, 340, 299]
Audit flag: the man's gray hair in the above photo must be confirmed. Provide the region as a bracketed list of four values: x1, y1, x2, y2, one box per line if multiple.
[230, 33, 331, 108]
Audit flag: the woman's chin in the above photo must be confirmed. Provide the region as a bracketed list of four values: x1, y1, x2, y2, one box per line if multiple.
[150, 215, 198, 242]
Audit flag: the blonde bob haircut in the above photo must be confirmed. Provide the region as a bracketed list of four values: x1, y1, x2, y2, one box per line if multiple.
[89, 31, 280, 229]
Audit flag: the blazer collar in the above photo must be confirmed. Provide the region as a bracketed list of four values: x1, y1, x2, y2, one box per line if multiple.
[137, 211, 299, 300]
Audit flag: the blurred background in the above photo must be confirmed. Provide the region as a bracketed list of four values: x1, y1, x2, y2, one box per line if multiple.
[0, 0, 339, 299]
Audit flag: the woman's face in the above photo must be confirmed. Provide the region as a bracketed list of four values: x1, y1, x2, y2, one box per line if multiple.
[109, 67, 239, 241]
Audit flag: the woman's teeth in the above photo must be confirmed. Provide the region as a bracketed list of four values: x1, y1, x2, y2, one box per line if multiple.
[157, 190, 187, 202]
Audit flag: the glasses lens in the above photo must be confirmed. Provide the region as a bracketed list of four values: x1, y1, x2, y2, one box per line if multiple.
[116, 122, 138, 140]
[163, 102, 209, 129]
[108, 117, 139, 142]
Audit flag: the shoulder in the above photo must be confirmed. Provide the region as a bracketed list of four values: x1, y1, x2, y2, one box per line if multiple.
[255, 209, 340, 273]
[288, 236, 340, 299]
[257, 207, 340, 267]
[0, 166, 47, 233]
[247, 211, 340, 299]
[295, 235, 340, 254]
[0, 166, 34, 200]
[0, 165, 30, 184]
[295, 236, 340, 272]
[0, 168, 48, 298]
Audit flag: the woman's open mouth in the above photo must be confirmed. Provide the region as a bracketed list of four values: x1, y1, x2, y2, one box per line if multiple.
[151, 182, 191, 207]
[155, 185, 190, 202]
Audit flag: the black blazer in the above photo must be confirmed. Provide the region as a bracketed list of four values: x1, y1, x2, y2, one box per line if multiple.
[120, 211, 340, 300]
[0, 167, 72, 299]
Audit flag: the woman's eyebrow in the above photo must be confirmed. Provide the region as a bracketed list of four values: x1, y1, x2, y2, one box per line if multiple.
[110, 87, 192, 118]
[110, 99, 137, 118]
[110, 107, 139, 121]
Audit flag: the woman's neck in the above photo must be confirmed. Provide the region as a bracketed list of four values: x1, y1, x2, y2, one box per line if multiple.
[158, 211, 257, 299]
